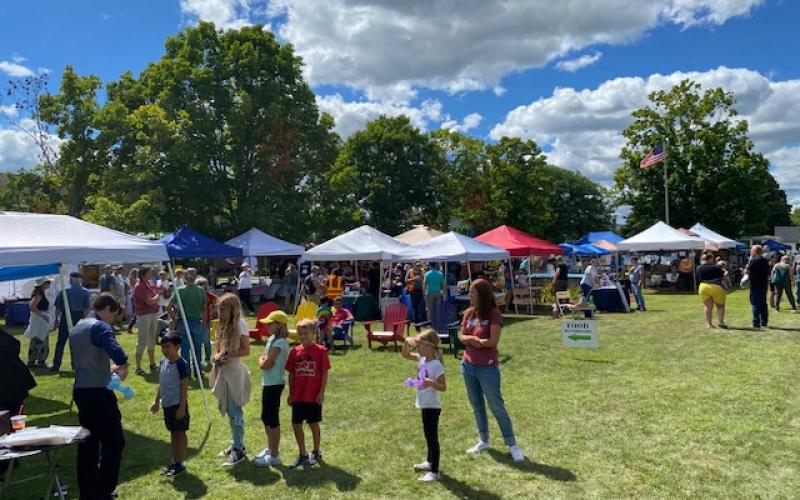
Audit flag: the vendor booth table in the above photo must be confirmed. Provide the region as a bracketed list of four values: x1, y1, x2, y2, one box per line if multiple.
[342, 294, 380, 321]
[4, 300, 30, 326]
[590, 285, 630, 313]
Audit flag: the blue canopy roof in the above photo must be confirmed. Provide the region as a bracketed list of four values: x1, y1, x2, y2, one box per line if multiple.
[158, 226, 243, 259]
[762, 239, 791, 251]
[0, 263, 60, 283]
[559, 243, 611, 256]
[574, 231, 624, 245]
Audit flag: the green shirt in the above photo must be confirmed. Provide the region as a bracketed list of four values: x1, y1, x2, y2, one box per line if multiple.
[261, 336, 289, 386]
[175, 284, 206, 321]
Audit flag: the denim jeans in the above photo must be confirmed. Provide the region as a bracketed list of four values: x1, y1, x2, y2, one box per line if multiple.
[750, 287, 768, 327]
[580, 283, 592, 298]
[177, 319, 203, 370]
[226, 395, 245, 451]
[52, 311, 85, 371]
[200, 323, 212, 363]
[460, 361, 516, 446]
[631, 284, 646, 310]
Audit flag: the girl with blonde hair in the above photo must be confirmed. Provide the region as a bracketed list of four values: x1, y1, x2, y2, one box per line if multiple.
[211, 293, 251, 466]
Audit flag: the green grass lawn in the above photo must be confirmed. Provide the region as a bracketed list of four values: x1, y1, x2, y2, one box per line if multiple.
[5, 290, 800, 498]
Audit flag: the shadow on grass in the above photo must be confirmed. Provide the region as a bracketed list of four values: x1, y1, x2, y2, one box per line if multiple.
[171, 470, 209, 498]
[573, 357, 615, 365]
[280, 462, 362, 491]
[24, 395, 71, 417]
[498, 354, 513, 365]
[228, 462, 282, 486]
[487, 450, 576, 482]
[439, 473, 502, 500]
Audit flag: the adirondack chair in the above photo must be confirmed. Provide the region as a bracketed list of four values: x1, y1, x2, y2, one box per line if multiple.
[415, 299, 460, 352]
[364, 302, 410, 351]
[289, 301, 318, 342]
[249, 301, 280, 343]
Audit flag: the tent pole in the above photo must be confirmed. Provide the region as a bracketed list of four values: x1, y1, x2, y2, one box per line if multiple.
[508, 257, 518, 314]
[293, 261, 304, 314]
[467, 261, 473, 283]
[168, 261, 212, 426]
[59, 264, 75, 332]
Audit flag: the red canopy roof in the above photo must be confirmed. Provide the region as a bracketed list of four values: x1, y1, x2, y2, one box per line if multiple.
[475, 225, 563, 257]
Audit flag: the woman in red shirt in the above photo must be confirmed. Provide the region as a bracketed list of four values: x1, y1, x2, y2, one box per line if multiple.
[459, 279, 524, 462]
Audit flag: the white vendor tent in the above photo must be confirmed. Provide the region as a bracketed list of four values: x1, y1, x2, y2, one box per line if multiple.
[225, 228, 305, 257]
[299, 225, 410, 262]
[399, 231, 510, 262]
[688, 223, 739, 250]
[617, 221, 706, 252]
[394, 225, 444, 245]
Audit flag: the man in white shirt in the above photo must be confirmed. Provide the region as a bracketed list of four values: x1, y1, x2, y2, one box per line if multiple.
[238, 263, 254, 314]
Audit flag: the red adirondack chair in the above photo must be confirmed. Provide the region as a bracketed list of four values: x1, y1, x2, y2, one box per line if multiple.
[249, 301, 280, 343]
[364, 303, 410, 351]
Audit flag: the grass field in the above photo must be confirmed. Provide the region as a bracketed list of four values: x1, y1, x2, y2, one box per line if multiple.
[4, 290, 800, 499]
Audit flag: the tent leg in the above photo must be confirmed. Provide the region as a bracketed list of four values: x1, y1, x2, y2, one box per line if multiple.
[509, 258, 518, 314]
[168, 261, 212, 427]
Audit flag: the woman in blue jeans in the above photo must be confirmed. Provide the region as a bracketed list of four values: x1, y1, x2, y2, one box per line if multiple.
[459, 279, 524, 462]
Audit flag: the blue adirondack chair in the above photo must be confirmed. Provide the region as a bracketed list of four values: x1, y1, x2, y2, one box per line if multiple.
[414, 299, 460, 353]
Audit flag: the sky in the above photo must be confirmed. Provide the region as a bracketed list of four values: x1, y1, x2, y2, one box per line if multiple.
[1, 0, 799, 208]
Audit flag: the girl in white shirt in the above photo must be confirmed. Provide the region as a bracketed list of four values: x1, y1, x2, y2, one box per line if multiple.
[401, 329, 446, 482]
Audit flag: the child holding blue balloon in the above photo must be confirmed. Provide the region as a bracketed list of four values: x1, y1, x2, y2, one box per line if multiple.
[401, 329, 446, 482]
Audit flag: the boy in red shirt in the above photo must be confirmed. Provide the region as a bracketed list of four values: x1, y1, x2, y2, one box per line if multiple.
[286, 318, 330, 467]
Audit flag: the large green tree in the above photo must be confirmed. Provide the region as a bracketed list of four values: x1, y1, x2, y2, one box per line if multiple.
[614, 80, 790, 236]
[318, 115, 444, 237]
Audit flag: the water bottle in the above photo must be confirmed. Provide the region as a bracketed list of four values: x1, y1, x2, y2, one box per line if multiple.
[107, 373, 135, 400]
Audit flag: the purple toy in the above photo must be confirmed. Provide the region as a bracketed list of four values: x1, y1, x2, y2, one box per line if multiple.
[404, 356, 427, 390]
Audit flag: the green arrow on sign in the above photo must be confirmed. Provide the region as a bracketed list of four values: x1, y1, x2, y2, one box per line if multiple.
[568, 334, 592, 341]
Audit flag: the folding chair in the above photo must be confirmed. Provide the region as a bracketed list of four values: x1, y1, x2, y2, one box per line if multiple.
[555, 291, 572, 318]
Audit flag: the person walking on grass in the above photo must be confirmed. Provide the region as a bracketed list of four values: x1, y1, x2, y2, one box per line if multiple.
[51, 272, 91, 373]
[238, 263, 255, 315]
[580, 258, 600, 299]
[459, 279, 524, 462]
[211, 293, 251, 466]
[402, 329, 446, 483]
[772, 255, 797, 313]
[423, 263, 445, 322]
[696, 253, 728, 329]
[69, 293, 128, 499]
[197, 277, 218, 370]
[150, 332, 190, 477]
[406, 262, 427, 324]
[629, 257, 646, 312]
[170, 268, 206, 375]
[746, 245, 770, 329]
[133, 266, 161, 375]
[26, 278, 52, 368]
[286, 319, 330, 468]
[254, 310, 291, 468]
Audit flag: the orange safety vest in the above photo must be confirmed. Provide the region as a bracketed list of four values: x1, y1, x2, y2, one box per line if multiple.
[326, 275, 344, 299]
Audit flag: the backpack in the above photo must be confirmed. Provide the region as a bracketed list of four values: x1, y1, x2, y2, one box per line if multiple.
[771, 265, 787, 285]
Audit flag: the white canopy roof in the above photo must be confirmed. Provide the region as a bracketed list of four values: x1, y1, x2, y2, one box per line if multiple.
[299, 225, 409, 262]
[398, 231, 510, 262]
[225, 228, 304, 257]
[0, 211, 169, 266]
[394, 225, 444, 245]
[617, 221, 706, 252]
[689, 223, 739, 249]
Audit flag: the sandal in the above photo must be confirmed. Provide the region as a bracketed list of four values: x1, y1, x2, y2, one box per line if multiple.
[135, 368, 145, 376]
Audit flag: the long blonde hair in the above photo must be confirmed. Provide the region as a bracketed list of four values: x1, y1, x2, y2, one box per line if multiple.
[416, 328, 442, 362]
[217, 293, 242, 355]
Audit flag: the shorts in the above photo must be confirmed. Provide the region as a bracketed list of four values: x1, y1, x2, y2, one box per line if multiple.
[555, 280, 569, 292]
[164, 405, 190, 432]
[261, 384, 284, 428]
[699, 283, 726, 306]
[291, 402, 322, 424]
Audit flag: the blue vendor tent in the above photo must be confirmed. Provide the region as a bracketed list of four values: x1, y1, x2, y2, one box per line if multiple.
[0, 263, 60, 282]
[159, 225, 243, 259]
[574, 231, 624, 245]
[762, 239, 791, 252]
[559, 243, 611, 256]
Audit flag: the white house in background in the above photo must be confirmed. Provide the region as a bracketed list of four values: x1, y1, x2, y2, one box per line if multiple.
[775, 226, 800, 247]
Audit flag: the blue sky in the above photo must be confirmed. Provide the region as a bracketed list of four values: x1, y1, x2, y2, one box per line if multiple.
[1, 0, 798, 206]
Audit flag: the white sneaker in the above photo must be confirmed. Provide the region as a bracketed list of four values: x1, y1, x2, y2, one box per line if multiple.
[466, 441, 489, 454]
[418, 472, 441, 482]
[413, 461, 432, 471]
[254, 455, 281, 467]
[509, 445, 524, 462]
[255, 447, 270, 459]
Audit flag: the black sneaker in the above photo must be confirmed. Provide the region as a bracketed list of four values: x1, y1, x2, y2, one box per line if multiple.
[160, 462, 175, 475]
[288, 454, 310, 468]
[310, 450, 322, 464]
[166, 462, 186, 476]
[223, 449, 246, 466]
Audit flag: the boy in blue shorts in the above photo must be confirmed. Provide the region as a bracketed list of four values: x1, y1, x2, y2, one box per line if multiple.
[150, 332, 190, 476]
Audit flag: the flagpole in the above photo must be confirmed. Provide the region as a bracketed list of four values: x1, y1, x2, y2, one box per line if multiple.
[664, 139, 670, 225]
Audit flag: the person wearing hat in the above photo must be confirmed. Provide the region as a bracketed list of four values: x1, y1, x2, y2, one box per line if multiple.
[254, 310, 291, 467]
[51, 272, 92, 373]
[238, 263, 255, 315]
[25, 278, 53, 367]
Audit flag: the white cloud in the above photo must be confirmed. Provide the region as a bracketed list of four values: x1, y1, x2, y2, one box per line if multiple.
[556, 52, 603, 72]
[102, 13, 112, 20]
[269, 0, 763, 100]
[11, 54, 26, 64]
[179, 0, 256, 29]
[0, 61, 34, 78]
[490, 66, 800, 204]
[0, 119, 62, 172]
[441, 113, 483, 134]
[0, 105, 19, 119]
[316, 94, 443, 138]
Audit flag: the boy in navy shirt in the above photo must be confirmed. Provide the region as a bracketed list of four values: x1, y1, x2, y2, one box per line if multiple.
[150, 332, 190, 476]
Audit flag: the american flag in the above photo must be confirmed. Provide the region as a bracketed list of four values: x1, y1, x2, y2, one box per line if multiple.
[639, 143, 665, 170]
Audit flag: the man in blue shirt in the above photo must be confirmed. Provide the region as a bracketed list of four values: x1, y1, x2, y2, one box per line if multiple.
[51, 272, 92, 373]
[423, 263, 446, 321]
[69, 293, 129, 500]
